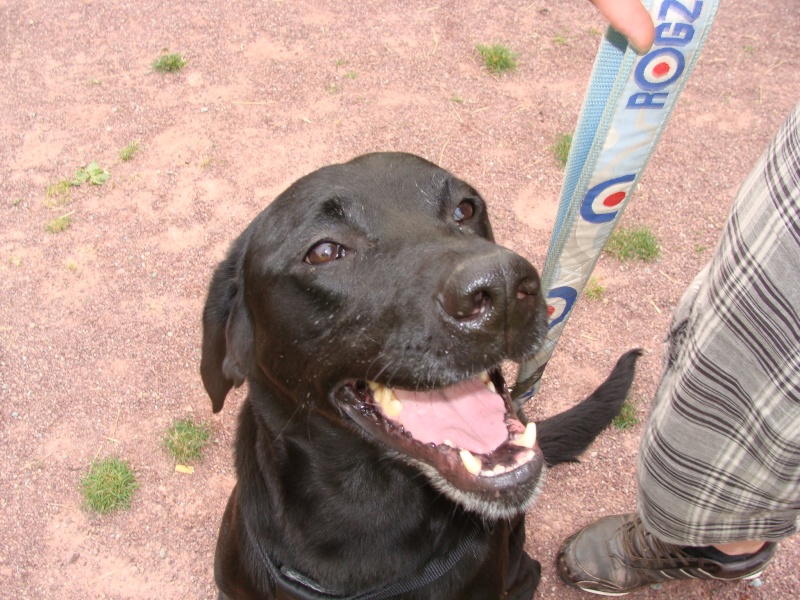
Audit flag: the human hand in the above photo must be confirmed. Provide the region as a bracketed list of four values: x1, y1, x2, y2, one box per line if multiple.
[589, 0, 655, 53]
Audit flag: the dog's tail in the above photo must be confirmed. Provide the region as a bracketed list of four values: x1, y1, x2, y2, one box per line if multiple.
[535, 349, 643, 466]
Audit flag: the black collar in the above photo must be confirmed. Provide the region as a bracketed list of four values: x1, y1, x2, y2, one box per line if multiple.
[244, 519, 482, 600]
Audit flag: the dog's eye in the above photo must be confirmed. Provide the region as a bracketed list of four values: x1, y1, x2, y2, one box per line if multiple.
[305, 241, 346, 265]
[453, 200, 475, 223]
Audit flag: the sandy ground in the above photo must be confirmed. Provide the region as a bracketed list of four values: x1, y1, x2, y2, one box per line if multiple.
[1, 0, 798, 598]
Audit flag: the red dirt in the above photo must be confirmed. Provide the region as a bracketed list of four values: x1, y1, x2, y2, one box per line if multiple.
[1, 1, 798, 598]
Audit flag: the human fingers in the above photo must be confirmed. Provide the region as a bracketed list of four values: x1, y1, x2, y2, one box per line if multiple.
[589, 0, 655, 53]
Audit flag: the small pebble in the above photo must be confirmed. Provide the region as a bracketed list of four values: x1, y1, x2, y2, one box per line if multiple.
[750, 577, 763, 588]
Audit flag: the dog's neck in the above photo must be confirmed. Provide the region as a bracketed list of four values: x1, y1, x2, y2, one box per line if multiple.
[236, 386, 488, 593]
[242, 509, 482, 600]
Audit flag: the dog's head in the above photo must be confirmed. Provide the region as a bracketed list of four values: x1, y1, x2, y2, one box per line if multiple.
[202, 152, 549, 518]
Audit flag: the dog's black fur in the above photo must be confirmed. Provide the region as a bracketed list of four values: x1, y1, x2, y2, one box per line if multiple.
[201, 152, 640, 599]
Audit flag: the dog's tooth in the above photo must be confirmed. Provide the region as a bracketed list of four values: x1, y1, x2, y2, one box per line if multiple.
[510, 422, 537, 449]
[515, 449, 535, 466]
[366, 382, 403, 418]
[459, 449, 483, 476]
[374, 386, 386, 404]
[478, 372, 497, 393]
[443, 439, 454, 448]
[374, 385, 392, 407]
[481, 463, 509, 477]
[384, 399, 403, 419]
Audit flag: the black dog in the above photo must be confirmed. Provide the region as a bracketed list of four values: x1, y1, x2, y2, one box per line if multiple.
[201, 152, 640, 599]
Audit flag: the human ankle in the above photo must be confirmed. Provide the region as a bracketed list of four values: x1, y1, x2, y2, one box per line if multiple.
[712, 540, 766, 556]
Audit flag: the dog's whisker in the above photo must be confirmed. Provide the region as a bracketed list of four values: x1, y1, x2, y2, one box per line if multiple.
[364, 352, 391, 382]
[269, 401, 307, 447]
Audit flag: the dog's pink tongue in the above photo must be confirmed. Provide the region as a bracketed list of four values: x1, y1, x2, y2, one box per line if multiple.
[393, 378, 509, 455]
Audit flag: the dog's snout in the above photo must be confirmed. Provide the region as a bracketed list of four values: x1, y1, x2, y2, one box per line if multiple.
[438, 250, 542, 328]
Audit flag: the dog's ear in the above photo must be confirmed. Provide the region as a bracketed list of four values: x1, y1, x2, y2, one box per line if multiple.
[201, 234, 256, 413]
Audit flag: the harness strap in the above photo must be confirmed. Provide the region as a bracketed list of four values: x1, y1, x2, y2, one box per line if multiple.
[512, 0, 720, 402]
[244, 518, 481, 600]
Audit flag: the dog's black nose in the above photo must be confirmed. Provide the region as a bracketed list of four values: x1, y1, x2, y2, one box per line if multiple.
[438, 249, 542, 329]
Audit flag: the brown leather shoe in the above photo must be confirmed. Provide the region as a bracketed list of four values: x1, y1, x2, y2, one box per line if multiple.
[556, 513, 777, 596]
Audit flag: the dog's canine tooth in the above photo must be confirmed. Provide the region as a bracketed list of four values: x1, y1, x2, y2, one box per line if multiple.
[510, 422, 537, 449]
[459, 449, 483, 476]
[479, 371, 497, 394]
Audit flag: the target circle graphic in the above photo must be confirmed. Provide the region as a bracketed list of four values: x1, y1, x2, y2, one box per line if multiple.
[547, 286, 578, 328]
[580, 174, 636, 224]
[634, 48, 685, 91]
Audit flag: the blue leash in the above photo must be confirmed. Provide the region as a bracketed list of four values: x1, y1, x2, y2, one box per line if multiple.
[513, 0, 720, 402]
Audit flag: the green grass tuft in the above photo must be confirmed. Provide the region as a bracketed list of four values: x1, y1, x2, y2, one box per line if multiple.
[119, 141, 140, 162]
[612, 400, 640, 430]
[604, 226, 661, 262]
[46, 213, 73, 233]
[45, 180, 72, 207]
[81, 456, 139, 513]
[152, 53, 187, 73]
[584, 277, 605, 301]
[476, 44, 517, 74]
[164, 419, 212, 464]
[550, 132, 573, 166]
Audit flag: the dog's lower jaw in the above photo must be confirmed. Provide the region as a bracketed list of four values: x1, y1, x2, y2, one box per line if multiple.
[401, 452, 547, 521]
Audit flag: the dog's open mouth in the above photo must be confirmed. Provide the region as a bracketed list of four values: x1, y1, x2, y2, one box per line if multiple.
[335, 370, 544, 514]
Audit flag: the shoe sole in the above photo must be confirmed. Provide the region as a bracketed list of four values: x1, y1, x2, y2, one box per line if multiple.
[565, 568, 767, 597]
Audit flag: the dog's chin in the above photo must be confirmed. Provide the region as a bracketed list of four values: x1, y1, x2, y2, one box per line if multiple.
[333, 371, 546, 520]
[408, 455, 546, 520]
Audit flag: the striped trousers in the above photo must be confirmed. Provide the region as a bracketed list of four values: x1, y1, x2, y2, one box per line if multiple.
[637, 102, 800, 546]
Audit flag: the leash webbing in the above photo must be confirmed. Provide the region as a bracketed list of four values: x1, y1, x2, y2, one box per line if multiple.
[512, 0, 720, 403]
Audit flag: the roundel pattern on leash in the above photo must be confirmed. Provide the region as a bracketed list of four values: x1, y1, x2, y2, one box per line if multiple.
[580, 174, 636, 224]
[546, 286, 578, 329]
[635, 48, 686, 90]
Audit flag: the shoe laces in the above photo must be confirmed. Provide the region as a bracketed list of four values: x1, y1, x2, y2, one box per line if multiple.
[621, 517, 696, 570]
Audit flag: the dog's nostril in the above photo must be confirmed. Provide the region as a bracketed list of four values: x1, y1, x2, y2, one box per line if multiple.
[449, 290, 493, 320]
[470, 291, 491, 316]
[516, 277, 540, 300]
